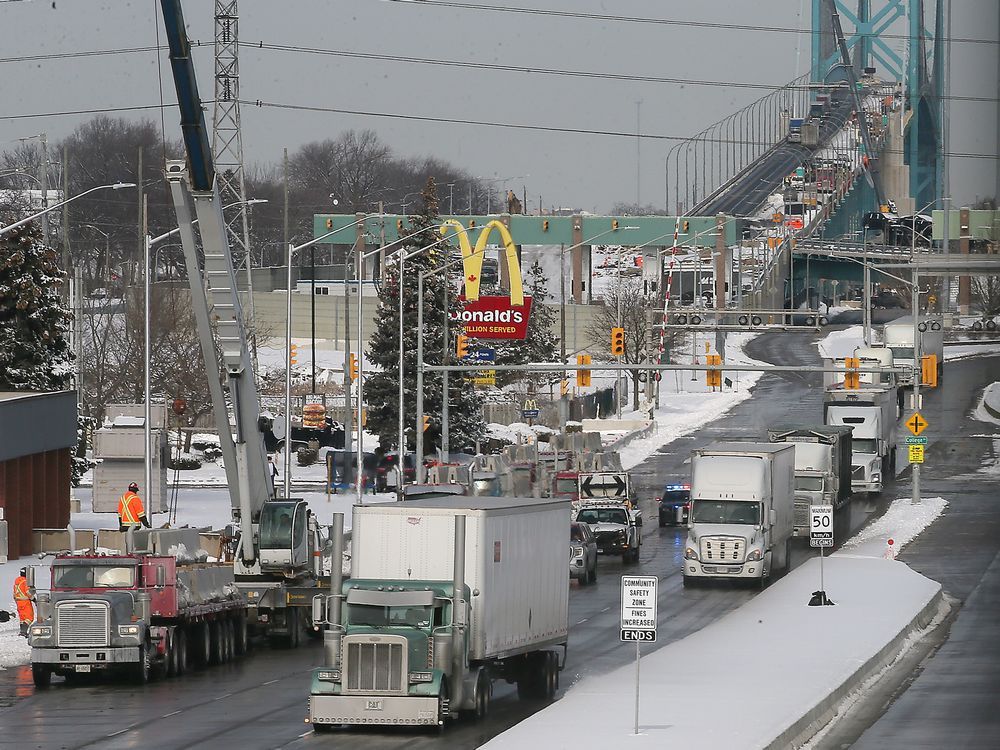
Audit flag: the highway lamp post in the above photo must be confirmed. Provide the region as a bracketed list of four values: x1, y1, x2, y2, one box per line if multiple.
[283, 217, 367, 498]
[0, 182, 135, 237]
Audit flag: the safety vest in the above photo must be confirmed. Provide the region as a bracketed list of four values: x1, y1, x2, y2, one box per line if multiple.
[118, 491, 145, 526]
[13, 577, 30, 602]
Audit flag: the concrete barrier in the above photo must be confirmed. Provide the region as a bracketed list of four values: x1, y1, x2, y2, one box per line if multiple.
[33, 528, 97, 554]
[983, 382, 1000, 420]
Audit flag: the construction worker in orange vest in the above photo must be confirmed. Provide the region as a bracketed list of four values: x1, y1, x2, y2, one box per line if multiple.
[13, 568, 34, 637]
[118, 482, 151, 531]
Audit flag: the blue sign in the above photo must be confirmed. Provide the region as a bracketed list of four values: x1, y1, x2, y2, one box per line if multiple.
[521, 409, 539, 419]
[465, 347, 495, 364]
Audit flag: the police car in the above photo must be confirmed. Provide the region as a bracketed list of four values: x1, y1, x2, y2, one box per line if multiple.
[658, 483, 691, 527]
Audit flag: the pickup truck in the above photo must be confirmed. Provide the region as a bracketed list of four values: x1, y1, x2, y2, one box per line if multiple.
[574, 500, 641, 563]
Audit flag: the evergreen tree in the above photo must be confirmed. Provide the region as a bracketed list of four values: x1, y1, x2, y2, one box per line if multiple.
[364, 178, 484, 455]
[494, 259, 559, 388]
[0, 222, 73, 390]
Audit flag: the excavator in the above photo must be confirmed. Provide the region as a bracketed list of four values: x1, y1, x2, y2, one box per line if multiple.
[158, 0, 329, 646]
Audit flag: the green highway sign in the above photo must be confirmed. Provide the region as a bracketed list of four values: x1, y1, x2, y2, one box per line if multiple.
[905, 436, 928, 445]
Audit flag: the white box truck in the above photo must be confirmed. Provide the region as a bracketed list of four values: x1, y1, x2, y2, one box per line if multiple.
[882, 316, 944, 386]
[767, 425, 853, 536]
[683, 443, 795, 588]
[824, 385, 898, 495]
[309, 497, 570, 730]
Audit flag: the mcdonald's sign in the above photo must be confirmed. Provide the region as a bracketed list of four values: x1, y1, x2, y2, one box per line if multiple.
[442, 219, 533, 340]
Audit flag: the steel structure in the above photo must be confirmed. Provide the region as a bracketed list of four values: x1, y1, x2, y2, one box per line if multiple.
[811, 0, 944, 210]
[212, 1, 256, 339]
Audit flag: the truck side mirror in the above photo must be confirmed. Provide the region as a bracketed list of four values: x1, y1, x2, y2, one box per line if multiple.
[769, 509, 777, 527]
[156, 565, 165, 589]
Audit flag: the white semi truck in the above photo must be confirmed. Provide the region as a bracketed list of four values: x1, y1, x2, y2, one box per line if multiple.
[882, 316, 944, 387]
[309, 497, 570, 730]
[824, 384, 898, 495]
[767, 425, 853, 536]
[683, 443, 795, 588]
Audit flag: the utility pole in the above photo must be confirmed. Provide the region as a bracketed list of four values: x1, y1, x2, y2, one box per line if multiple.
[61, 145, 70, 300]
[137, 147, 143, 287]
[39, 133, 49, 246]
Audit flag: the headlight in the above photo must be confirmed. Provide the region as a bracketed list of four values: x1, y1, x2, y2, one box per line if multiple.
[572, 546, 584, 557]
[684, 547, 699, 560]
[317, 670, 341, 681]
[871, 472, 881, 483]
[746, 549, 763, 561]
[409, 671, 434, 683]
[31, 626, 52, 637]
[618, 529, 627, 538]
[118, 625, 139, 636]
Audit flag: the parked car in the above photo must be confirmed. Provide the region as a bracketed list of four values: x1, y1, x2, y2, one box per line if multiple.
[570, 521, 598, 585]
[658, 483, 691, 527]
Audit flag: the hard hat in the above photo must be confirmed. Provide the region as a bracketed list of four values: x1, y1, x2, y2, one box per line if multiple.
[128, 482, 139, 492]
[19, 568, 27, 576]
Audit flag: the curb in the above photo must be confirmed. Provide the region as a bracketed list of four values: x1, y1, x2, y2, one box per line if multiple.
[766, 584, 947, 750]
[983, 383, 1000, 420]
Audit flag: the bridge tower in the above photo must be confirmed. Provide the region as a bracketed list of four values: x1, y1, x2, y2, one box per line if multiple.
[811, 0, 944, 211]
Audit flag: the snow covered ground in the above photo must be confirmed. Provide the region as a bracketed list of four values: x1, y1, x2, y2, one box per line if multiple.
[483, 496, 947, 750]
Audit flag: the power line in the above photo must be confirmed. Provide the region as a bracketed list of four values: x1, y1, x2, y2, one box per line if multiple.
[379, 1, 999, 46]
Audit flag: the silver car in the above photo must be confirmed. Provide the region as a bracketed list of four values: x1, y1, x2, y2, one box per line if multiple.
[570, 521, 598, 585]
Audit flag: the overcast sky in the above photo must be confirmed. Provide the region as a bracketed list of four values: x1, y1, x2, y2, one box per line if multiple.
[1, 0, 996, 212]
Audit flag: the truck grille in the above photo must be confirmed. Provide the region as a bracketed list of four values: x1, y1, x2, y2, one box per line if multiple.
[343, 636, 407, 694]
[700, 536, 745, 563]
[794, 502, 810, 529]
[56, 601, 109, 647]
[852, 465, 866, 479]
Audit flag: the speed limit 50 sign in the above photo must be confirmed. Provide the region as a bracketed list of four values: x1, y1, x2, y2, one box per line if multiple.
[810, 504, 834, 548]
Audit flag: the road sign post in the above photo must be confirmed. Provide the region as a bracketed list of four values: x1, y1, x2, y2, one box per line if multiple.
[809, 504, 834, 606]
[621, 575, 657, 735]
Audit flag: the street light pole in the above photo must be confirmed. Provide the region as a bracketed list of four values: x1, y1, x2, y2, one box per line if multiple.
[0, 182, 137, 236]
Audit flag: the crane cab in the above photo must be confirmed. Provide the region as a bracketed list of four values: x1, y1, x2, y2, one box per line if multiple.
[258, 500, 311, 573]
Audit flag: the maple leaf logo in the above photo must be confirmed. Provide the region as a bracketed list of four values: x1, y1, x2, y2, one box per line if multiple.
[468, 274, 477, 282]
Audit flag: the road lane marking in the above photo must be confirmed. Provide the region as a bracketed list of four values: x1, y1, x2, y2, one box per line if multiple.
[161, 710, 181, 718]
[601, 606, 610, 613]
[576, 618, 589, 624]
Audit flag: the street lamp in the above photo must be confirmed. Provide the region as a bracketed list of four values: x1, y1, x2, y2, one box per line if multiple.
[0, 182, 136, 236]
[282, 217, 369, 496]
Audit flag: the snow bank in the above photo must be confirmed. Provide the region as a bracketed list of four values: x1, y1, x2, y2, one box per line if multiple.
[484, 497, 947, 750]
[839, 496, 948, 558]
[816, 325, 865, 359]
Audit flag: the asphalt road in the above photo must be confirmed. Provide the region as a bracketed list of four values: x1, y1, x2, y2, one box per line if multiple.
[1, 331, 995, 749]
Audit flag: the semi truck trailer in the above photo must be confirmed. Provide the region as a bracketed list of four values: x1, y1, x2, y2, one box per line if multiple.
[309, 497, 570, 729]
[683, 443, 795, 587]
[824, 384, 898, 495]
[882, 316, 944, 387]
[29, 550, 247, 687]
[767, 425, 853, 535]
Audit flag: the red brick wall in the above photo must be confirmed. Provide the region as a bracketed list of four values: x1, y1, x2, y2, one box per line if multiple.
[0, 448, 70, 559]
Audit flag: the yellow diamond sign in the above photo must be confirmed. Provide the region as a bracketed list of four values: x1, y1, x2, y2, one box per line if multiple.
[905, 412, 928, 436]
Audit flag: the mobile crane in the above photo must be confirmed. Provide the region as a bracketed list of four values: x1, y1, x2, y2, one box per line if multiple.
[158, 0, 328, 645]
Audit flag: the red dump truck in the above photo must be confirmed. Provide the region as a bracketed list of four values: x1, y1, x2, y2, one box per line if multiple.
[28, 551, 247, 686]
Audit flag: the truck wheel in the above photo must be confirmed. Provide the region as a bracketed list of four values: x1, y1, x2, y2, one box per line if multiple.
[233, 614, 247, 656]
[682, 575, 694, 588]
[32, 664, 51, 689]
[544, 652, 559, 699]
[175, 630, 187, 676]
[166, 633, 178, 677]
[516, 654, 543, 700]
[587, 561, 597, 585]
[133, 647, 150, 684]
[437, 680, 451, 725]
[209, 621, 224, 665]
[224, 619, 236, 662]
[196, 623, 211, 667]
[473, 669, 491, 721]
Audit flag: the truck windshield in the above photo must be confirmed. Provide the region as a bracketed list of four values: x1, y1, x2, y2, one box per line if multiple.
[795, 476, 824, 492]
[690, 500, 761, 525]
[473, 479, 497, 496]
[555, 478, 577, 494]
[53, 565, 136, 589]
[889, 346, 914, 360]
[576, 508, 628, 525]
[853, 438, 878, 454]
[349, 604, 436, 630]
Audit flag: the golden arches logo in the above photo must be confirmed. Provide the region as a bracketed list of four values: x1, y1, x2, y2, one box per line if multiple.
[440, 219, 525, 306]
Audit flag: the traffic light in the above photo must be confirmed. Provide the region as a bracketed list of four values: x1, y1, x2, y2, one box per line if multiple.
[611, 327, 625, 356]
[289, 343, 298, 366]
[612, 219, 619, 230]
[706, 354, 722, 388]
[577, 354, 592, 387]
[348, 353, 358, 381]
[560, 379, 569, 397]
[422, 414, 431, 432]
[844, 357, 860, 389]
[542, 220, 549, 232]
[681, 220, 690, 233]
[921, 354, 938, 388]
[325, 218, 333, 229]
[396, 219, 404, 231]
[456, 334, 469, 359]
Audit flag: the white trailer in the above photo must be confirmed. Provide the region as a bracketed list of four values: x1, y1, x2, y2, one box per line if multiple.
[824, 385, 898, 495]
[882, 316, 944, 386]
[683, 443, 795, 587]
[309, 497, 570, 729]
